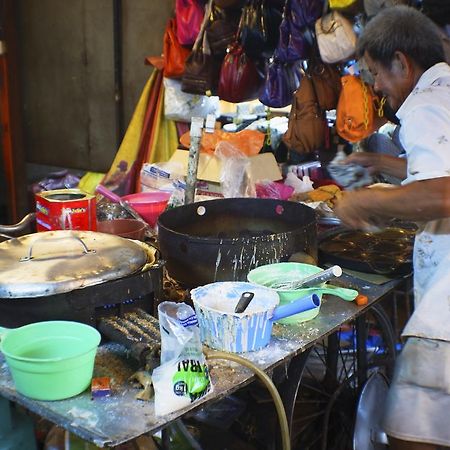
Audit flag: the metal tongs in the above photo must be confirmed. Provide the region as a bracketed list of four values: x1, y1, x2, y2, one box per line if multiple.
[270, 265, 343, 290]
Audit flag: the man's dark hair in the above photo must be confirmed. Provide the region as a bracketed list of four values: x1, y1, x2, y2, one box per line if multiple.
[357, 5, 445, 69]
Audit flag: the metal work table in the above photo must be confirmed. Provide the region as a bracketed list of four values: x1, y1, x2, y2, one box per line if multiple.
[0, 273, 409, 448]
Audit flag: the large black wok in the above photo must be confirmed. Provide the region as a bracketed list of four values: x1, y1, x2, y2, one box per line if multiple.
[158, 198, 317, 287]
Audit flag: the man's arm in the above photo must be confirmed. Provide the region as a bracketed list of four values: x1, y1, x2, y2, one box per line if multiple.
[344, 152, 407, 180]
[333, 177, 450, 230]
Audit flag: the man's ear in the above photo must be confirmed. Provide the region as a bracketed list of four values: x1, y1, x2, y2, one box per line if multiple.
[392, 51, 412, 77]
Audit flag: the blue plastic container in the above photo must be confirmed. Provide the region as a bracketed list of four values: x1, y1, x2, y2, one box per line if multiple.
[191, 282, 320, 353]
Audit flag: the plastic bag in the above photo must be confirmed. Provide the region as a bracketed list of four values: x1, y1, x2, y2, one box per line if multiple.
[215, 141, 256, 198]
[164, 78, 220, 123]
[30, 169, 80, 194]
[179, 129, 265, 156]
[152, 302, 213, 416]
[255, 180, 294, 200]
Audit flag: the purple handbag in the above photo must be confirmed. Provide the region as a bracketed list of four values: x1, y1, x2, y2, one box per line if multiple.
[291, 0, 325, 28]
[259, 60, 302, 108]
[273, 2, 310, 62]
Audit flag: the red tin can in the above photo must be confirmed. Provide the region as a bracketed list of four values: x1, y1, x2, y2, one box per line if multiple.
[35, 189, 97, 232]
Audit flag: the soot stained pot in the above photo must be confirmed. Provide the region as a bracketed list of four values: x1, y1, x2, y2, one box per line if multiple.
[0, 230, 161, 328]
[157, 198, 317, 287]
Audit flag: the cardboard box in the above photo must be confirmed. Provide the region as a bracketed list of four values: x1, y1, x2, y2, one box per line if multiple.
[169, 149, 282, 184]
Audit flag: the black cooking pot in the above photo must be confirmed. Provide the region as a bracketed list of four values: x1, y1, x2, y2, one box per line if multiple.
[158, 198, 317, 287]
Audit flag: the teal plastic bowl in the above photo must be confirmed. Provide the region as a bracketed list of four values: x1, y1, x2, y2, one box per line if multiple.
[248, 262, 325, 324]
[0, 321, 101, 401]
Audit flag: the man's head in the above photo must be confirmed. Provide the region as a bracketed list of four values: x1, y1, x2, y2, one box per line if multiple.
[357, 5, 445, 111]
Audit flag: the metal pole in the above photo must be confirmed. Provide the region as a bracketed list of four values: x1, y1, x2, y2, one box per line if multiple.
[184, 117, 204, 205]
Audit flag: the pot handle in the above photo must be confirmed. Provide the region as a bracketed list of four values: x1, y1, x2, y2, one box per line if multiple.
[19, 235, 96, 262]
[270, 294, 320, 322]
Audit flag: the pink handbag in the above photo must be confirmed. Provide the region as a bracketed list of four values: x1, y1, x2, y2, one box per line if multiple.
[176, 0, 205, 46]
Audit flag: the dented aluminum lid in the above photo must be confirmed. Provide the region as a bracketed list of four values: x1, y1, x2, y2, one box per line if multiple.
[0, 230, 148, 298]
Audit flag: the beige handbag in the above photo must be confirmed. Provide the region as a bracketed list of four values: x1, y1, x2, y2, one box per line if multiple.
[315, 11, 356, 64]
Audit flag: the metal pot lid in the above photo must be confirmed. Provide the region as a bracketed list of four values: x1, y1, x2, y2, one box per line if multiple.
[0, 230, 149, 299]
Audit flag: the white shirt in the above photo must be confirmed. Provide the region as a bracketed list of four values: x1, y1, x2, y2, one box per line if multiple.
[396, 62, 450, 341]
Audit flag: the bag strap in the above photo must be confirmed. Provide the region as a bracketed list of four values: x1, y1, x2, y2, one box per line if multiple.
[192, 0, 214, 52]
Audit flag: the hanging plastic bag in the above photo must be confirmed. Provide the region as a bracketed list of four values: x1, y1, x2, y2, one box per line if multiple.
[164, 78, 220, 123]
[215, 141, 256, 198]
[152, 302, 213, 416]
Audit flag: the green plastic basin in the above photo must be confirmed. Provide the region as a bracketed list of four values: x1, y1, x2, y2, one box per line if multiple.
[248, 262, 324, 324]
[0, 321, 101, 401]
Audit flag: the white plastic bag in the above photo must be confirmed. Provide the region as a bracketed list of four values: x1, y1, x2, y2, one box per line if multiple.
[164, 78, 220, 123]
[152, 302, 213, 416]
[215, 141, 256, 198]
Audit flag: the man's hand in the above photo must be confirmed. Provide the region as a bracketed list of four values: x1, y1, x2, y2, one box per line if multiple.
[344, 153, 383, 175]
[341, 152, 407, 180]
[333, 189, 383, 231]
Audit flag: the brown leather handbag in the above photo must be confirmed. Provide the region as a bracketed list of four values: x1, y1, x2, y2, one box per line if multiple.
[282, 72, 328, 155]
[206, 4, 240, 57]
[309, 60, 342, 111]
[182, 1, 221, 95]
[163, 18, 191, 79]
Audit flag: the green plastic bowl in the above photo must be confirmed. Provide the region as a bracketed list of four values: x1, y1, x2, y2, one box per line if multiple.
[0, 321, 101, 401]
[248, 262, 324, 324]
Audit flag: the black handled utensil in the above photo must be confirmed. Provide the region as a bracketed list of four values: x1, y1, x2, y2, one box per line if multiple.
[234, 292, 255, 314]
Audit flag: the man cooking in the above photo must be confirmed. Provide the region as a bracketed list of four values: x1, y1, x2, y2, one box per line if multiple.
[333, 5, 450, 450]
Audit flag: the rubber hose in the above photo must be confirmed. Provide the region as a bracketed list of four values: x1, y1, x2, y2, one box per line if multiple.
[206, 351, 291, 450]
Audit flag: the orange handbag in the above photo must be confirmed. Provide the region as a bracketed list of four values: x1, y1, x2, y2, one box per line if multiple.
[336, 74, 386, 143]
[163, 18, 191, 79]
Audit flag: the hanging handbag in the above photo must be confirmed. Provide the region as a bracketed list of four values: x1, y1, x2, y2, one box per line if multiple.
[307, 47, 342, 111]
[240, 0, 283, 60]
[309, 62, 342, 111]
[315, 11, 356, 64]
[206, 3, 240, 57]
[282, 70, 328, 154]
[182, 1, 221, 95]
[163, 18, 191, 79]
[259, 60, 302, 108]
[214, 0, 244, 7]
[218, 42, 262, 103]
[290, 0, 325, 28]
[274, 4, 311, 62]
[175, 0, 206, 46]
[336, 74, 386, 142]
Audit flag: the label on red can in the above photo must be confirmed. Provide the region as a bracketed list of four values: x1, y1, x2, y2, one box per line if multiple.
[35, 189, 97, 232]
